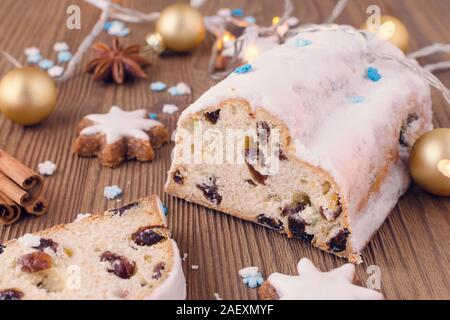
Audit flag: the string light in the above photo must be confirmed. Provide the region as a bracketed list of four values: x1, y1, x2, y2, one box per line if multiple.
[216, 31, 235, 51]
[377, 21, 396, 40]
[272, 16, 280, 25]
[243, 44, 260, 62]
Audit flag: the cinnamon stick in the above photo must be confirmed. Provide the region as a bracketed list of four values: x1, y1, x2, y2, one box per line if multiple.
[0, 149, 43, 200]
[0, 171, 34, 206]
[0, 191, 21, 225]
[24, 196, 48, 216]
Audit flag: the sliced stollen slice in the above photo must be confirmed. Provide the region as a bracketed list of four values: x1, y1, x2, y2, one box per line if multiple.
[0, 196, 186, 300]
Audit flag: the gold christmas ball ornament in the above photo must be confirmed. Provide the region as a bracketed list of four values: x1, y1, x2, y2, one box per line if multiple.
[363, 15, 410, 52]
[0, 67, 57, 125]
[409, 128, 450, 196]
[155, 3, 205, 53]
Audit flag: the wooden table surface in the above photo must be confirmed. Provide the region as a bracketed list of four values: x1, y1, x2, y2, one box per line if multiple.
[0, 0, 449, 300]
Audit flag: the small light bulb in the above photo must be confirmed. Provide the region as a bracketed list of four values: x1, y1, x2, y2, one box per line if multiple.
[244, 44, 259, 62]
[272, 16, 280, 25]
[222, 32, 235, 43]
[377, 21, 396, 40]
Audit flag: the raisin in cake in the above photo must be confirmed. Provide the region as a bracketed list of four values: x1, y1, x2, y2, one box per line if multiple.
[165, 28, 433, 263]
[0, 196, 186, 300]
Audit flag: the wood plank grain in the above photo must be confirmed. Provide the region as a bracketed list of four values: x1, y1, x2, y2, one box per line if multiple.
[0, 0, 448, 300]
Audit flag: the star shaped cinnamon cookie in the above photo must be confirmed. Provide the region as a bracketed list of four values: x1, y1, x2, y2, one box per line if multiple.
[258, 258, 384, 300]
[74, 106, 170, 168]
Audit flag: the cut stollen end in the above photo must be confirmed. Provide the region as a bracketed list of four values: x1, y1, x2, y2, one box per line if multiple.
[165, 28, 433, 262]
[0, 196, 186, 300]
[258, 258, 384, 300]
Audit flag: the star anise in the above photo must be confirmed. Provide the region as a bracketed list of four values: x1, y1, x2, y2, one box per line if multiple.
[85, 38, 149, 84]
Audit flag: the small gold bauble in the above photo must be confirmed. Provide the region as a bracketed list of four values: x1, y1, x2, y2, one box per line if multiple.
[156, 3, 206, 53]
[363, 15, 410, 52]
[0, 67, 57, 125]
[409, 128, 450, 196]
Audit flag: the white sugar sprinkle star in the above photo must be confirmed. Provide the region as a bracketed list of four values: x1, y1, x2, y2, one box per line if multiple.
[267, 258, 384, 300]
[37, 160, 57, 176]
[162, 104, 179, 114]
[81, 106, 162, 144]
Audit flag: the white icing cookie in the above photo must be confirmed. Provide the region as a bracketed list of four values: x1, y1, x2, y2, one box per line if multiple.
[81, 106, 162, 144]
[267, 258, 384, 300]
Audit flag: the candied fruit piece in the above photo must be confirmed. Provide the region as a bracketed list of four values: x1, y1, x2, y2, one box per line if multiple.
[18, 252, 52, 273]
[288, 216, 314, 243]
[173, 170, 184, 184]
[196, 177, 222, 205]
[100, 251, 136, 279]
[321, 181, 331, 195]
[132, 226, 168, 246]
[0, 289, 24, 300]
[244, 148, 268, 185]
[278, 150, 288, 161]
[152, 261, 166, 279]
[205, 110, 221, 124]
[328, 229, 350, 252]
[33, 238, 58, 253]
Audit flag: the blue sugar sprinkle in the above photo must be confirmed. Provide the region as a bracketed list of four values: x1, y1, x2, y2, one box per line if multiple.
[103, 21, 112, 30]
[248, 278, 257, 288]
[38, 59, 54, 70]
[168, 86, 180, 96]
[57, 51, 72, 63]
[349, 96, 365, 104]
[296, 39, 312, 47]
[244, 16, 256, 24]
[103, 185, 123, 200]
[242, 272, 264, 289]
[231, 8, 244, 17]
[149, 113, 158, 120]
[367, 67, 382, 82]
[27, 53, 42, 64]
[150, 81, 167, 92]
[234, 63, 253, 74]
[117, 27, 130, 37]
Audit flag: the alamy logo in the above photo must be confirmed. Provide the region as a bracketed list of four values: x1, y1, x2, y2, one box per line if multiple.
[66, 265, 81, 290]
[66, 5, 81, 30]
[366, 5, 396, 40]
[174, 122, 282, 175]
[366, 265, 382, 290]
